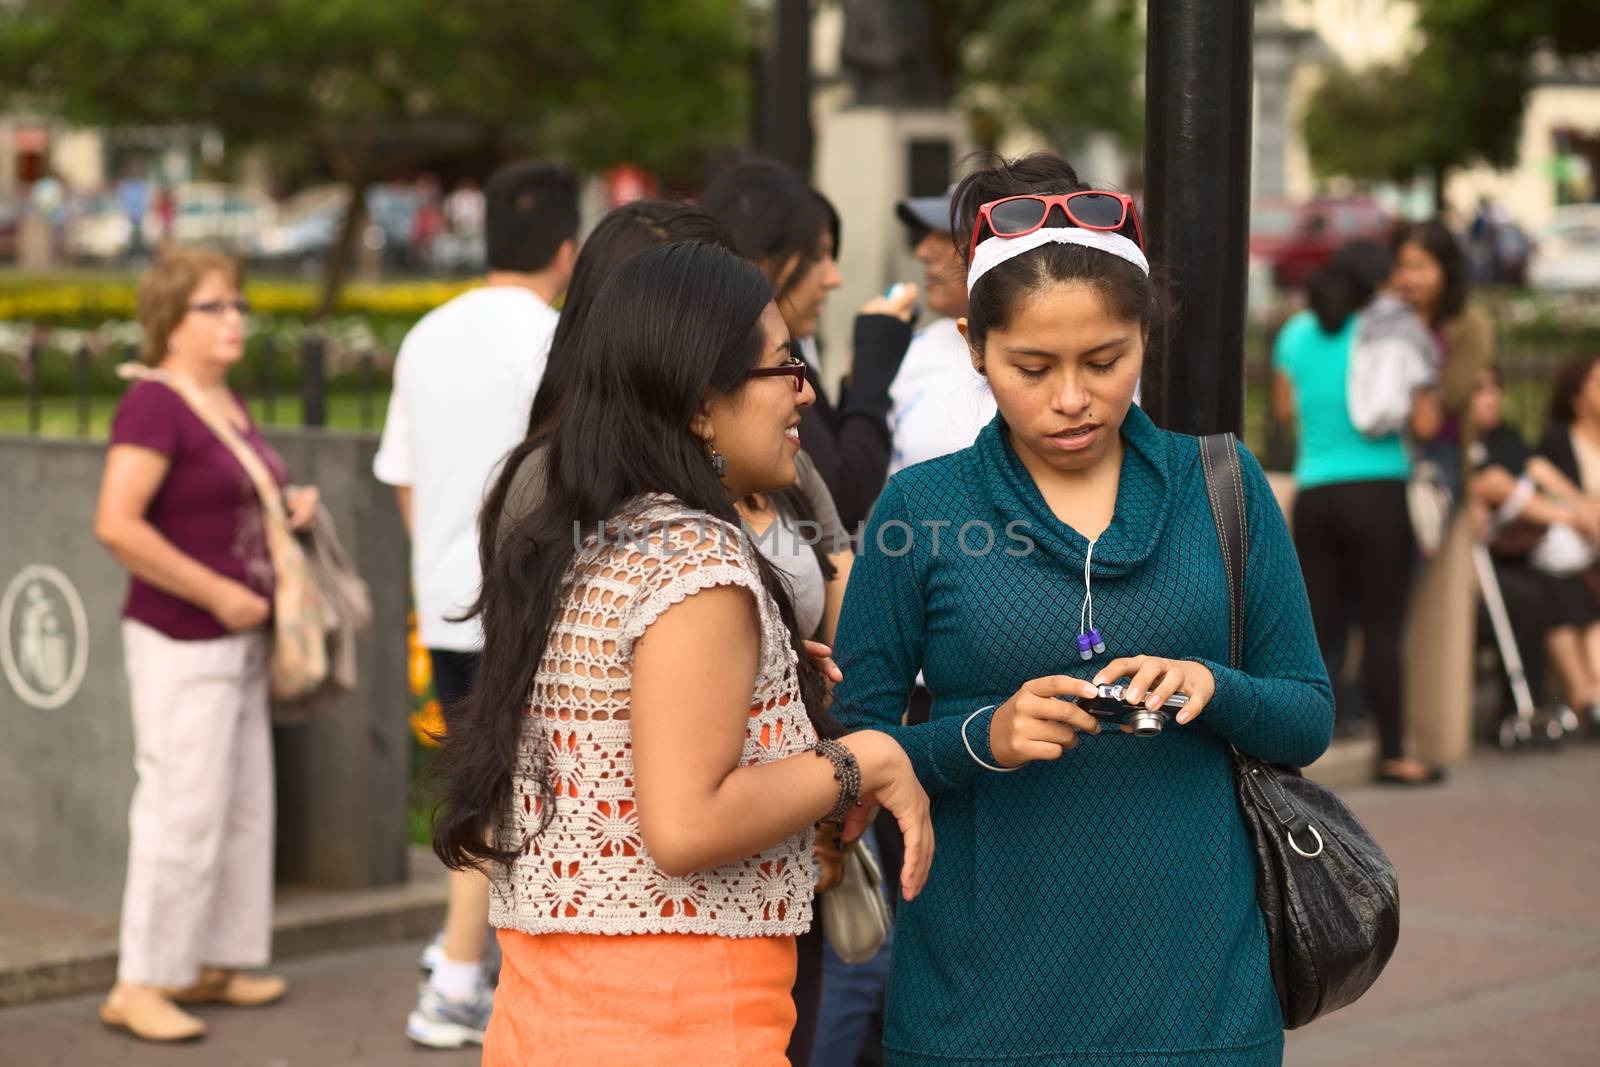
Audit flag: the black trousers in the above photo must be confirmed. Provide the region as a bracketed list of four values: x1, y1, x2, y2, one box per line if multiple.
[1488, 559, 1600, 704]
[428, 648, 480, 708]
[787, 921, 823, 1066]
[1292, 481, 1415, 761]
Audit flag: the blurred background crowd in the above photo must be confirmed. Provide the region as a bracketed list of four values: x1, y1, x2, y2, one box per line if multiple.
[0, 1, 1597, 447]
[3, 2, 1600, 1061]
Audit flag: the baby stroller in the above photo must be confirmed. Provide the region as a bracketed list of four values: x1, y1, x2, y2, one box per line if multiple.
[1471, 542, 1582, 749]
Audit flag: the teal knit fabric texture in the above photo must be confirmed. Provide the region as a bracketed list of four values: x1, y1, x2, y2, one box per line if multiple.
[832, 404, 1333, 1066]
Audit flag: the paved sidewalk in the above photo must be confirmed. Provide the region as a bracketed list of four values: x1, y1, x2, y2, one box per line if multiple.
[3, 940, 477, 1067]
[5, 746, 1598, 1066]
[1286, 743, 1600, 1066]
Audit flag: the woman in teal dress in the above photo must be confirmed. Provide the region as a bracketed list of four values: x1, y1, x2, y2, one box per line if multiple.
[831, 153, 1333, 1066]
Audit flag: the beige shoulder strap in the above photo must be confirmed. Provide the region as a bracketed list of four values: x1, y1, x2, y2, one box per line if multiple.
[117, 363, 288, 520]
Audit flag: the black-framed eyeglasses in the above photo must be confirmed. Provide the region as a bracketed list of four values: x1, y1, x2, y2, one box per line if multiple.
[189, 299, 251, 316]
[747, 356, 807, 393]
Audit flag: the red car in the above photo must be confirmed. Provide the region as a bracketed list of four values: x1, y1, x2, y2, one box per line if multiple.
[1251, 197, 1392, 290]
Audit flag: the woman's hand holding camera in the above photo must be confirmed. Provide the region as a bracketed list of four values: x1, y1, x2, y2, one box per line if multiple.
[1092, 656, 1216, 727]
[988, 675, 1104, 768]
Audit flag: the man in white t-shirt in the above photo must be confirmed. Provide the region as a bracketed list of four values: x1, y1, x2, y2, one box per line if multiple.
[374, 160, 577, 1050]
[887, 185, 996, 476]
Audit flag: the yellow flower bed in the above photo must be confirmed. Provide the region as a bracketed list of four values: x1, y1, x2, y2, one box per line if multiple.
[0, 278, 477, 323]
[410, 699, 446, 749]
[407, 610, 444, 748]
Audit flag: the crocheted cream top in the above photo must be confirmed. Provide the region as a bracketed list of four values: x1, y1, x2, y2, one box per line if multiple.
[490, 497, 818, 937]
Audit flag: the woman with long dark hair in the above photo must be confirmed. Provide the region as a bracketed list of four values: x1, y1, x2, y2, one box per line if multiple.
[832, 153, 1332, 1065]
[1539, 355, 1600, 494]
[1272, 242, 1441, 784]
[433, 241, 933, 1065]
[703, 158, 915, 531]
[1469, 366, 1600, 728]
[1533, 354, 1600, 725]
[1391, 220, 1495, 488]
[478, 199, 863, 1066]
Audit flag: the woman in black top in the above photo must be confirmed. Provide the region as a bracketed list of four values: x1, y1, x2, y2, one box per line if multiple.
[703, 158, 915, 531]
[1471, 366, 1600, 724]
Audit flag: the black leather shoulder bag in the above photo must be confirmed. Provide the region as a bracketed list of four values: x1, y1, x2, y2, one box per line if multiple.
[1199, 432, 1401, 1029]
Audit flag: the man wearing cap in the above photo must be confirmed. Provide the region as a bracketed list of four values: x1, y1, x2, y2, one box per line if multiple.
[887, 185, 997, 476]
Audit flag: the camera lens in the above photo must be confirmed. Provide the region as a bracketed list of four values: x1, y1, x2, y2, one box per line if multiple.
[1129, 709, 1164, 736]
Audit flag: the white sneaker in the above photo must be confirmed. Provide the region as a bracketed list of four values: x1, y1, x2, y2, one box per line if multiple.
[417, 932, 446, 974]
[418, 929, 500, 987]
[404, 978, 493, 1049]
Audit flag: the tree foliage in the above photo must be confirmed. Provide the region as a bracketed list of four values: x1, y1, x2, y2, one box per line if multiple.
[0, 0, 753, 309]
[1, 0, 753, 180]
[926, 0, 1146, 154]
[1304, 0, 1600, 190]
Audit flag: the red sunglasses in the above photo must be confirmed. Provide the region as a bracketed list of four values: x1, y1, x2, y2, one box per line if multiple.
[967, 191, 1145, 262]
[747, 355, 808, 393]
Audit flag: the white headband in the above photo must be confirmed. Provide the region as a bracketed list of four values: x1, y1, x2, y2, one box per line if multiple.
[967, 227, 1150, 295]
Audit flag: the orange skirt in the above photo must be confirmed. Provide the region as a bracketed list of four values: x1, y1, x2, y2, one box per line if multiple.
[483, 929, 798, 1067]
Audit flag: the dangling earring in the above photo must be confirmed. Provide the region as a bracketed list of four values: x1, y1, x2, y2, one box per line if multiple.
[707, 444, 728, 478]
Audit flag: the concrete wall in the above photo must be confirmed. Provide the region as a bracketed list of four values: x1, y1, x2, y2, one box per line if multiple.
[0, 432, 410, 919]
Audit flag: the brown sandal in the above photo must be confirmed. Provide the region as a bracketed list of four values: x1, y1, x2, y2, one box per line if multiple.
[170, 969, 287, 1007]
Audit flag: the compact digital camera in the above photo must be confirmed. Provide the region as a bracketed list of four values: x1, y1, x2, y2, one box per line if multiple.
[1079, 684, 1188, 737]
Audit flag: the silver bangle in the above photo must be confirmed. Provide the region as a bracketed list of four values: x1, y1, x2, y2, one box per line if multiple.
[962, 706, 1019, 773]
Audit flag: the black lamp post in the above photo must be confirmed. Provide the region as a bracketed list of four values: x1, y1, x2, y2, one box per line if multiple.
[1141, 0, 1255, 437]
[755, 0, 814, 177]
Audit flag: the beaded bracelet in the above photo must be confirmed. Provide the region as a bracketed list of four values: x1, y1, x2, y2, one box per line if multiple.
[813, 739, 861, 831]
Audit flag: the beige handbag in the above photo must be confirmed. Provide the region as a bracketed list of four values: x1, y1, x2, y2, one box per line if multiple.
[819, 840, 892, 965]
[117, 364, 329, 700]
[1406, 454, 1454, 559]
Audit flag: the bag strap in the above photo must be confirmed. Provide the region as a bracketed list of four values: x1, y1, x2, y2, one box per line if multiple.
[117, 363, 290, 522]
[1199, 435, 1312, 791]
[1198, 432, 1247, 670]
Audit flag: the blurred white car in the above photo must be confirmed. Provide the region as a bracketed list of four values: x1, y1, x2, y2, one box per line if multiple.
[250, 186, 347, 271]
[249, 184, 412, 273]
[172, 182, 275, 250]
[1528, 205, 1600, 292]
[65, 182, 276, 261]
[64, 196, 132, 261]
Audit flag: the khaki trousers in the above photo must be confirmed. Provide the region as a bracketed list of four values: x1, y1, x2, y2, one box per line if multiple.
[116, 620, 274, 987]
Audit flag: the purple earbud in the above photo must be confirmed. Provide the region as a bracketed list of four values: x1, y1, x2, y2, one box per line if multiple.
[1076, 633, 1095, 661]
[1088, 628, 1106, 655]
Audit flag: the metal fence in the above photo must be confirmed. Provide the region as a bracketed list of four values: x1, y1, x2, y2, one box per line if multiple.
[0, 318, 1577, 463]
[4, 328, 389, 438]
[1246, 335, 1566, 473]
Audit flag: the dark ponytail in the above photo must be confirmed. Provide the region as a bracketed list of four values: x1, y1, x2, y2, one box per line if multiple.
[1307, 240, 1391, 334]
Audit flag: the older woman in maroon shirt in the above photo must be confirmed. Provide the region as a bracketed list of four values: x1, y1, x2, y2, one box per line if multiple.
[93, 247, 317, 1043]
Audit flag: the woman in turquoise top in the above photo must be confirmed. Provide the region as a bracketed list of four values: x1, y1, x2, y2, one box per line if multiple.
[1272, 242, 1441, 785]
[831, 153, 1332, 1066]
